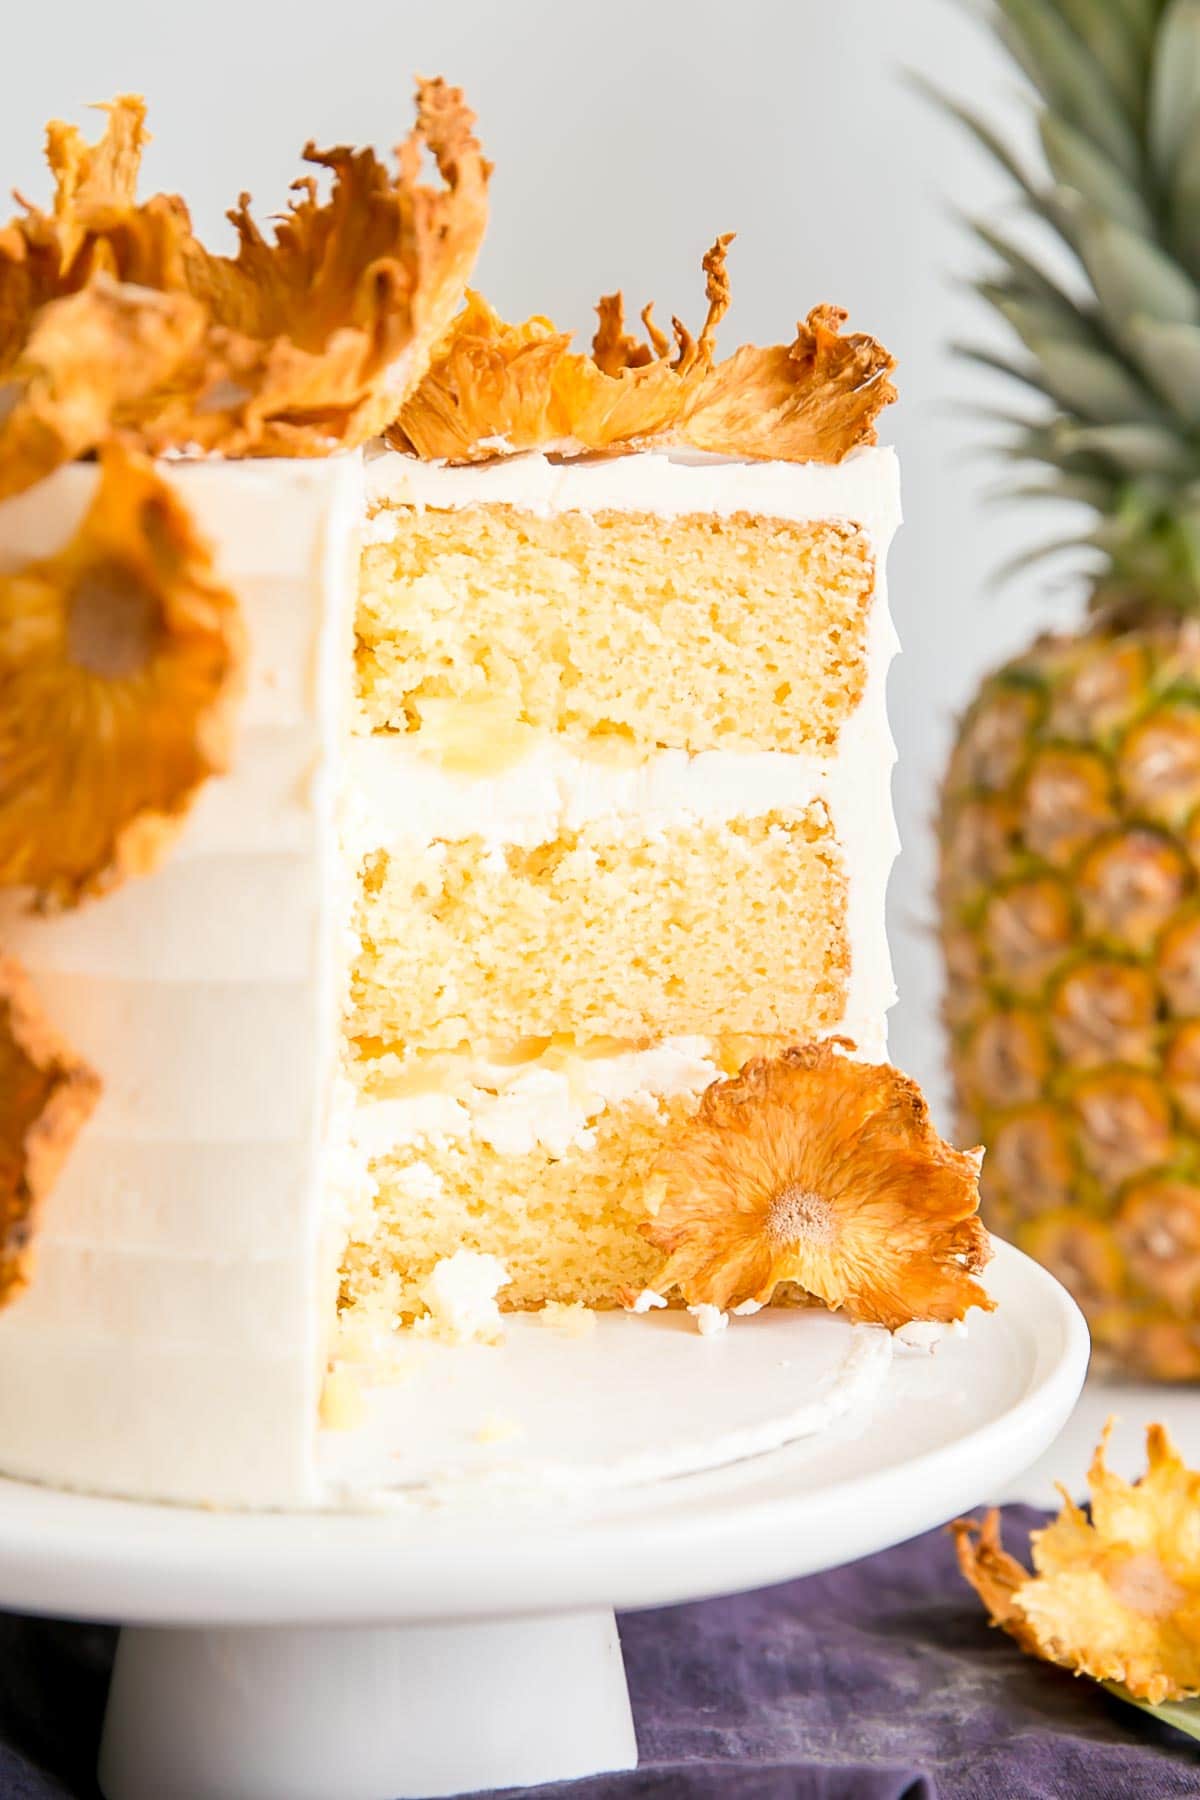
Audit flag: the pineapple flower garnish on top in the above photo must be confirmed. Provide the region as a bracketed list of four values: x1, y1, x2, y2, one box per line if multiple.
[0, 955, 99, 1305]
[639, 1040, 993, 1328]
[0, 81, 489, 496]
[954, 1421, 1200, 1706]
[388, 235, 896, 466]
[0, 444, 242, 908]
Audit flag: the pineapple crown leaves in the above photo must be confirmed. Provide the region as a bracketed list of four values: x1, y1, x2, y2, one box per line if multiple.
[929, 0, 1200, 614]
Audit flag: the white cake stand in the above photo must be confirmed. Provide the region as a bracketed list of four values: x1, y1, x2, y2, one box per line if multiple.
[0, 1238, 1087, 1800]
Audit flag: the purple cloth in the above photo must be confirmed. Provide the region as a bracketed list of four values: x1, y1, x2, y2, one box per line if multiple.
[2, 1507, 1198, 1799]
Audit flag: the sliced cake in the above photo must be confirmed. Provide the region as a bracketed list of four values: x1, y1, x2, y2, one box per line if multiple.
[0, 95, 991, 1508]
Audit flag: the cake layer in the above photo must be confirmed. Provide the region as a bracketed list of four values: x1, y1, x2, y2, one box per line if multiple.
[348, 808, 846, 1054]
[357, 505, 875, 757]
[339, 1037, 729, 1332]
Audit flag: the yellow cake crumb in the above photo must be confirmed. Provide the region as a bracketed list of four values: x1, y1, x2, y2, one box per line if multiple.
[319, 1366, 368, 1431]
[535, 1301, 597, 1338]
[474, 1412, 525, 1445]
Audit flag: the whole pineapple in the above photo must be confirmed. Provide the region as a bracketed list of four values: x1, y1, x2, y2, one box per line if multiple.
[937, 0, 1200, 1379]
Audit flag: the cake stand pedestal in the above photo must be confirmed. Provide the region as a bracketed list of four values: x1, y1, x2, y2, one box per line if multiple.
[99, 1611, 636, 1800]
[0, 1240, 1088, 1800]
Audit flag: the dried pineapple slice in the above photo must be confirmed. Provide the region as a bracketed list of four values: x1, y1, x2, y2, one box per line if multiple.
[0, 81, 489, 493]
[955, 1421, 1200, 1705]
[389, 237, 895, 466]
[0, 445, 242, 906]
[639, 1040, 992, 1327]
[0, 956, 100, 1302]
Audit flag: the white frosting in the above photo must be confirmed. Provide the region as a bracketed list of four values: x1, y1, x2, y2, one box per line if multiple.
[363, 443, 902, 547]
[0, 457, 363, 1509]
[347, 738, 830, 846]
[836, 586, 900, 1058]
[354, 1037, 722, 1163]
[689, 1304, 730, 1337]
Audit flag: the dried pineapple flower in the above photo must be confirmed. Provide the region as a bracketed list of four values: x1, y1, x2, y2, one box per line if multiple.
[1, 277, 209, 499]
[0, 956, 100, 1302]
[0, 81, 489, 495]
[640, 1041, 992, 1326]
[388, 236, 895, 465]
[0, 444, 242, 906]
[954, 1421, 1200, 1704]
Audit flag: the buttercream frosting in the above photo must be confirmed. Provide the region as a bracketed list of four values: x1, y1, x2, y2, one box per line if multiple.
[0, 456, 363, 1508]
[363, 442, 902, 546]
[353, 1037, 723, 1163]
[417, 1251, 510, 1345]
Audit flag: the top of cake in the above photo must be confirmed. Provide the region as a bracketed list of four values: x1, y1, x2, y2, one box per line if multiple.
[0, 91, 895, 498]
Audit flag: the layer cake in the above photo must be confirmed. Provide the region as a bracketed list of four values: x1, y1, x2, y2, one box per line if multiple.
[338, 446, 901, 1344]
[0, 90, 992, 1509]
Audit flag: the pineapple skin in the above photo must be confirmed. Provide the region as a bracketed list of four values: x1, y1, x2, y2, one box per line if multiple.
[939, 613, 1200, 1381]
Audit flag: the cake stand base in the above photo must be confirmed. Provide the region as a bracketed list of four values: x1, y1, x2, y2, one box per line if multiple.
[98, 1608, 637, 1800]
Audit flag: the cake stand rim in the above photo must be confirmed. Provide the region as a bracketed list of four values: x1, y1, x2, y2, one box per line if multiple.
[0, 1237, 1089, 1627]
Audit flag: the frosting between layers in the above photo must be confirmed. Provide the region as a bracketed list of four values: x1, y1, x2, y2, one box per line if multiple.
[354, 1036, 723, 1163]
[348, 737, 831, 846]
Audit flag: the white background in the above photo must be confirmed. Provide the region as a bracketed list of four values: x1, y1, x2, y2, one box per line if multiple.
[2, 0, 1085, 1123]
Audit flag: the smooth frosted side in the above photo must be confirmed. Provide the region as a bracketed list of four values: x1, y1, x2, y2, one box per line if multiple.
[0, 457, 362, 1507]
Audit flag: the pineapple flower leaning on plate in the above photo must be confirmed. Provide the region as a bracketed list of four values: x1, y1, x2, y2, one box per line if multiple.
[633, 1039, 994, 1332]
[955, 1421, 1200, 1706]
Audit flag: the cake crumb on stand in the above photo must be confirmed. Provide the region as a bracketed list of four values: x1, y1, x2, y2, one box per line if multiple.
[414, 1250, 510, 1346]
[474, 1412, 526, 1446]
[535, 1302, 597, 1338]
[319, 1366, 368, 1431]
[893, 1320, 946, 1354]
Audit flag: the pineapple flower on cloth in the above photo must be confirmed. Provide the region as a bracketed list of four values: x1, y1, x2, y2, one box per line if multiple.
[955, 1420, 1200, 1708]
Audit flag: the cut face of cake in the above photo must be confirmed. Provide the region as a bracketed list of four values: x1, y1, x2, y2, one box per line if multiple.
[337, 446, 903, 1343]
[0, 93, 991, 1509]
